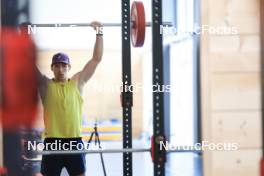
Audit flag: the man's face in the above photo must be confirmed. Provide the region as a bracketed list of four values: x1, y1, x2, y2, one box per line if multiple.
[51, 62, 71, 81]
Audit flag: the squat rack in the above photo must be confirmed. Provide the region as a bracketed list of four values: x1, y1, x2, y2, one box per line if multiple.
[121, 0, 166, 176]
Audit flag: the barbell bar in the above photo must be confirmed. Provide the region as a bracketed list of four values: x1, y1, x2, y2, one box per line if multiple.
[23, 1, 173, 47]
[23, 147, 201, 163]
[27, 22, 173, 28]
[33, 148, 202, 156]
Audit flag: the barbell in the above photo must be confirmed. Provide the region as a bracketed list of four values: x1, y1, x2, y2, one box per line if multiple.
[22, 147, 201, 171]
[26, 1, 173, 47]
[24, 135, 202, 163]
[36, 148, 201, 155]
[28, 22, 172, 28]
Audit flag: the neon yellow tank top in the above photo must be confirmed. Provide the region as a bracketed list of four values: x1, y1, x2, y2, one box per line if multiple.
[43, 79, 83, 138]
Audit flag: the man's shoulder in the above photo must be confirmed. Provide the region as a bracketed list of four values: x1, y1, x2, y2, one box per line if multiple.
[39, 74, 50, 83]
[38, 75, 50, 93]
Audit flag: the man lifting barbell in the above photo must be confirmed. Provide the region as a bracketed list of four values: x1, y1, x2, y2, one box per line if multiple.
[34, 21, 103, 176]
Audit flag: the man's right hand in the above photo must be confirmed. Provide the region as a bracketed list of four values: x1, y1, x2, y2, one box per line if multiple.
[90, 21, 103, 35]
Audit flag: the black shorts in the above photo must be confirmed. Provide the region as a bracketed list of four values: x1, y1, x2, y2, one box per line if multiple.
[41, 138, 86, 176]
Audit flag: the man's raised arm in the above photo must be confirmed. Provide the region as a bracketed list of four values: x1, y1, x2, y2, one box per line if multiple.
[72, 21, 103, 90]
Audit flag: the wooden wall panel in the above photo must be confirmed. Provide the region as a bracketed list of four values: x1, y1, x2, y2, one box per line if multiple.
[211, 112, 261, 148]
[210, 52, 260, 72]
[201, 0, 261, 175]
[211, 150, 261, 176]
[208, 0, 259, 34]
[211, 73, 261, 110]
[209, 36, 260, 53]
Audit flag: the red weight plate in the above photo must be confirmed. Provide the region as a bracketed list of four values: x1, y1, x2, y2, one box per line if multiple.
[261, 159, 264, 176]
[131, 1, 146, 47]
[0, 167, 7, 175]
[1, 28, 38, 130]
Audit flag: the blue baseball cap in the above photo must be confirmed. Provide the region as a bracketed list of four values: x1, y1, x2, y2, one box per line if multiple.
[52, 53, 70, 65]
